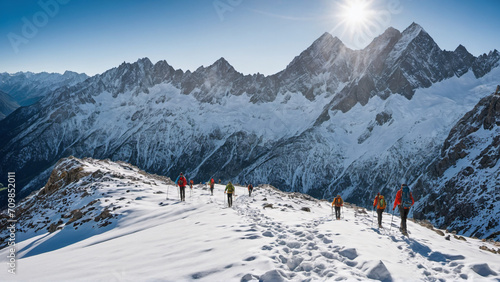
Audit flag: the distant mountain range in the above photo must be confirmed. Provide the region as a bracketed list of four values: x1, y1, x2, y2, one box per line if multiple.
[0, 22, 499, 239]
[0, 90, 19, 120]
[0, 71, 88, 108]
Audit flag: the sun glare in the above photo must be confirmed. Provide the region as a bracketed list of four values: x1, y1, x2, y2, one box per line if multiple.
[329, 0, 380, 48]
[341, 0, 370, 26]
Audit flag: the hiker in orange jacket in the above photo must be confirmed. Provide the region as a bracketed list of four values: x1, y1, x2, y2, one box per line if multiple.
[393, 184, 414, 233]
[373, 193, 387, 228]
[332, 195, 343, 220]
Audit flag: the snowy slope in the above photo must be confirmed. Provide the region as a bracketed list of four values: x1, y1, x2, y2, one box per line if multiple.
[1, 157, 499, 281]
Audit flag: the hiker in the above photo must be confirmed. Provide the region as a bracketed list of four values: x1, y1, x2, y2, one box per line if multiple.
[393, 184, 414, 234]
[190, 180, 194, 189]
[332, 195, 343, 220]
[225, 181, 235, 207]
[247, 184, 253, 196]
[373, 192, 387, 228]
[210, 178, 215, 196]
[177, 172, 187, 201]
[219, 179, 221, 184]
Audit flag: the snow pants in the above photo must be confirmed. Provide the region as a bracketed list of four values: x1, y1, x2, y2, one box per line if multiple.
[180, 186, 186, 201]
[398, 206, 410, 231]
[248, 188, 253, 197]
[227, 193, 233, 207]
[377, 208, 384, 226]
[335, 206, 341, 219]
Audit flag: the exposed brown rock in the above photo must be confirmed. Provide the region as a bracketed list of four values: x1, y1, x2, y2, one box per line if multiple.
[41, 157, 91, 195]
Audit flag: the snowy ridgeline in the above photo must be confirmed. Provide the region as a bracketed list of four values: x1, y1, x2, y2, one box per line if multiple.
[0, 157, 499, 281]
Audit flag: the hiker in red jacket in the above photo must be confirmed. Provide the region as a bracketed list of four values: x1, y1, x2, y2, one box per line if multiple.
[177, 173, 187, 201]
[393, 184, 414, 233]
[210, 178, 215, 196]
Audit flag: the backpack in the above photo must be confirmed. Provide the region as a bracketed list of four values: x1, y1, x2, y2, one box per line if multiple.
[378, 196, 386, 209]
[401, 186, 412, 208]
[334, 197, 342, 207]
[226, 183, 234, 193]
[178, 176, 186, 187]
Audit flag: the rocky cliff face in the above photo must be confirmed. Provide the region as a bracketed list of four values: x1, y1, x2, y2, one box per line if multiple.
[413, 89, 500, 239]
[0, 23, 499, 239]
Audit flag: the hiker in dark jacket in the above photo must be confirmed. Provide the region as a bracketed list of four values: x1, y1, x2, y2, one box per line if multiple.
[393, 184, 414, 233]
[247, 184, 253, 197]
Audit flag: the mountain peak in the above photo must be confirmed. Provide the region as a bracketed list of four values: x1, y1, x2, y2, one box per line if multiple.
[212, 57, 231, 67]
[453, 44, 474, 60]
[206, 57, 236, 74]
[400, 22, 428, 41]
[136, 57, 153, 68]
[311, 32, 342, 49]
[454, 44, 468, 53]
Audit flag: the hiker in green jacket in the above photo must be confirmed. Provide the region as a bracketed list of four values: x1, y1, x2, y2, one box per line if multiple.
[225, 181, 236, 207]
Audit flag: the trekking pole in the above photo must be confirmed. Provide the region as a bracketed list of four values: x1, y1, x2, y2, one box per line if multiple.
[342, 206, 344, 220]
[331, 206, 333, 220]
[371, 206, 375, 226]
[390, 208, 395, 232]
[224, 192, 226, 207]
[167, 185, 169, 200]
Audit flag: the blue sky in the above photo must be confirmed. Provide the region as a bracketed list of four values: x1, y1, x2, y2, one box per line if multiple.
[1, 0, 499, 76]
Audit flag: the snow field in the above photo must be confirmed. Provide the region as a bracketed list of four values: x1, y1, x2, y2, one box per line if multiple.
[1, 158, 499, 281]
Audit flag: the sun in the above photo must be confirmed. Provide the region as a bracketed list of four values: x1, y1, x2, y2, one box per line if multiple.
[340, 0, 370, 26]
[329, 0, 378, 48]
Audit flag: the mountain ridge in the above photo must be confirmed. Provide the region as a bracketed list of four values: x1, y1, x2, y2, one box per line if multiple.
[0, 22, 499, 240]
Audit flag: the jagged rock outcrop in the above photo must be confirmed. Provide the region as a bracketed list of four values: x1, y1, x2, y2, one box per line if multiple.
[41, 156, 90, 195]
[414, 89, 500, 239]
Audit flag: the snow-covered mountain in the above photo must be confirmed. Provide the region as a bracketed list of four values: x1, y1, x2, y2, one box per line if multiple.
[0, 90, 19, 120]
[0, 23, 499, 239]
[0, 71, 88, 106]
[413, 88, 500, 240]
[1, 157, 498, 281]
